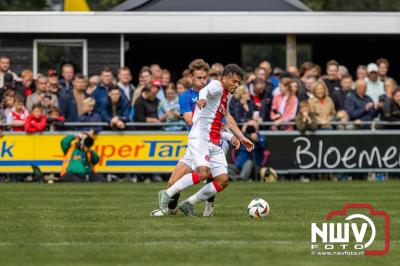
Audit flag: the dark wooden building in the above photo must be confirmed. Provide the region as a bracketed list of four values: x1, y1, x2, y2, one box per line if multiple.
[1, 4, 400, 81]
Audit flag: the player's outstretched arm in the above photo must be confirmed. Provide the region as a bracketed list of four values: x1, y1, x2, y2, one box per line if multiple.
[225, 113, 245, 138]
[226, 113, 255, 152]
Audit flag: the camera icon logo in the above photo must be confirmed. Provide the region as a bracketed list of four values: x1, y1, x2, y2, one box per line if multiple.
[311, 203, 390, 256]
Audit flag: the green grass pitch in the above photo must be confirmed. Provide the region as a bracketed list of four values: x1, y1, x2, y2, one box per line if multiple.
[0, 181, 399, 266]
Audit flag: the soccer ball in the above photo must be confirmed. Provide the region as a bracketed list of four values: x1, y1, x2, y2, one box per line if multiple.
[248, 198, 270, 218]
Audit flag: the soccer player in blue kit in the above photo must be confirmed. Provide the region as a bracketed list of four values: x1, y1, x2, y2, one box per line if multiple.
[151, 59, 239, 216]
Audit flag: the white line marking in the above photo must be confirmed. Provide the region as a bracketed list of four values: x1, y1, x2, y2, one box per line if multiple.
[0, 240, 300, 246]
[0, 240, 397, 247]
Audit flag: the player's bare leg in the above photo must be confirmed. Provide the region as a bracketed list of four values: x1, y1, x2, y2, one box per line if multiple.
[153, 165, 218, 216]
[167, 162, 192, 210]
[151, 162, 191, 216]
[170, 166, 217, 216]
[179, 170, 229, 216]
[158, 166, 209, 214]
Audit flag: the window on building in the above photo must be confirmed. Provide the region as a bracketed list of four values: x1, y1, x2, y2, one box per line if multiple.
[297, 44, 313, 67]
[241, 43, 312, 71]
[242, 43, 286, 71]
[33, 39, 87, 75]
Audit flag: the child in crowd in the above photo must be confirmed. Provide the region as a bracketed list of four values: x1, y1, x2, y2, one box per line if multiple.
[24, 103, 47, 133]
[6, 95, 29, 132]
[77, 97, 102, 134]
[1, 89, 16, 119]
[47, 106, 65, 131]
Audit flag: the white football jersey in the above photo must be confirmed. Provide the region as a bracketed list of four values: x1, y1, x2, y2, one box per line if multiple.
[189, 80, 231, 145]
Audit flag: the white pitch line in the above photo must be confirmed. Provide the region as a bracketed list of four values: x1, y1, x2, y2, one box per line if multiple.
[0, 240, 302, 246]
[0, 240, 397, 247]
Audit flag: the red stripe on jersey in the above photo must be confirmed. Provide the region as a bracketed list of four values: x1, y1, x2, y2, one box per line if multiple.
[192, 172, 200, 184]
[209, 89, 229, 145]
[212, 181, 223, 192]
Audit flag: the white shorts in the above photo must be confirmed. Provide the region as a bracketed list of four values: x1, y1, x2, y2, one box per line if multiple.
[188, 137, 228, 177]
[178, 145, 192, 168]
[178, 136, 230, 176]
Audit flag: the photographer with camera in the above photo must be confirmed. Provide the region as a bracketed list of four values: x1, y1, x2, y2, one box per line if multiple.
[59, 132, 103, 182]
[234, 120, 266, 181]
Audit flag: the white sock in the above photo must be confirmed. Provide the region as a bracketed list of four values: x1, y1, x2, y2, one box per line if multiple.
[166, 172, 200, 197]
[187, 181, 223, 205]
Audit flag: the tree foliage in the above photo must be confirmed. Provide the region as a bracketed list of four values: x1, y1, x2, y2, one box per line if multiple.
[0, 0, 125, 11]
[301, 0, 400, 11]
[87, 0, 125, 11]
[0, 0, 48, 11]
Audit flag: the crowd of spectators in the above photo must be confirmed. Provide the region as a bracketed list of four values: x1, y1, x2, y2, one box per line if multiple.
[1, 55, 400, 135]
[235, 58, 399, 131]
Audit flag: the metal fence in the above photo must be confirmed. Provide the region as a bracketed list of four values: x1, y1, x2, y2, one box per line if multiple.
[2, 120, 400, 131]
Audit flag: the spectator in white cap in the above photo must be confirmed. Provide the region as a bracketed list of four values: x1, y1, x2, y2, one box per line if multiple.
[365, 63, 384, 104]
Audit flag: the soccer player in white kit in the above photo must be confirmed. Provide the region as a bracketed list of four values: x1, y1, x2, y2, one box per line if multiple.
[151, 59, 240, 217]
[158, 64, 254, 216]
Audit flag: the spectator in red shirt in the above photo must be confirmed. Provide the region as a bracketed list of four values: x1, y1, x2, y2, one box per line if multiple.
[16, 69, 34, 102]
[6, 95, 28, 131]
[25, 103, 47, 133]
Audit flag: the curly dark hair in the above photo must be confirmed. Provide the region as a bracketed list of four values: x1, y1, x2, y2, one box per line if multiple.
[222, 64, 243, 80]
